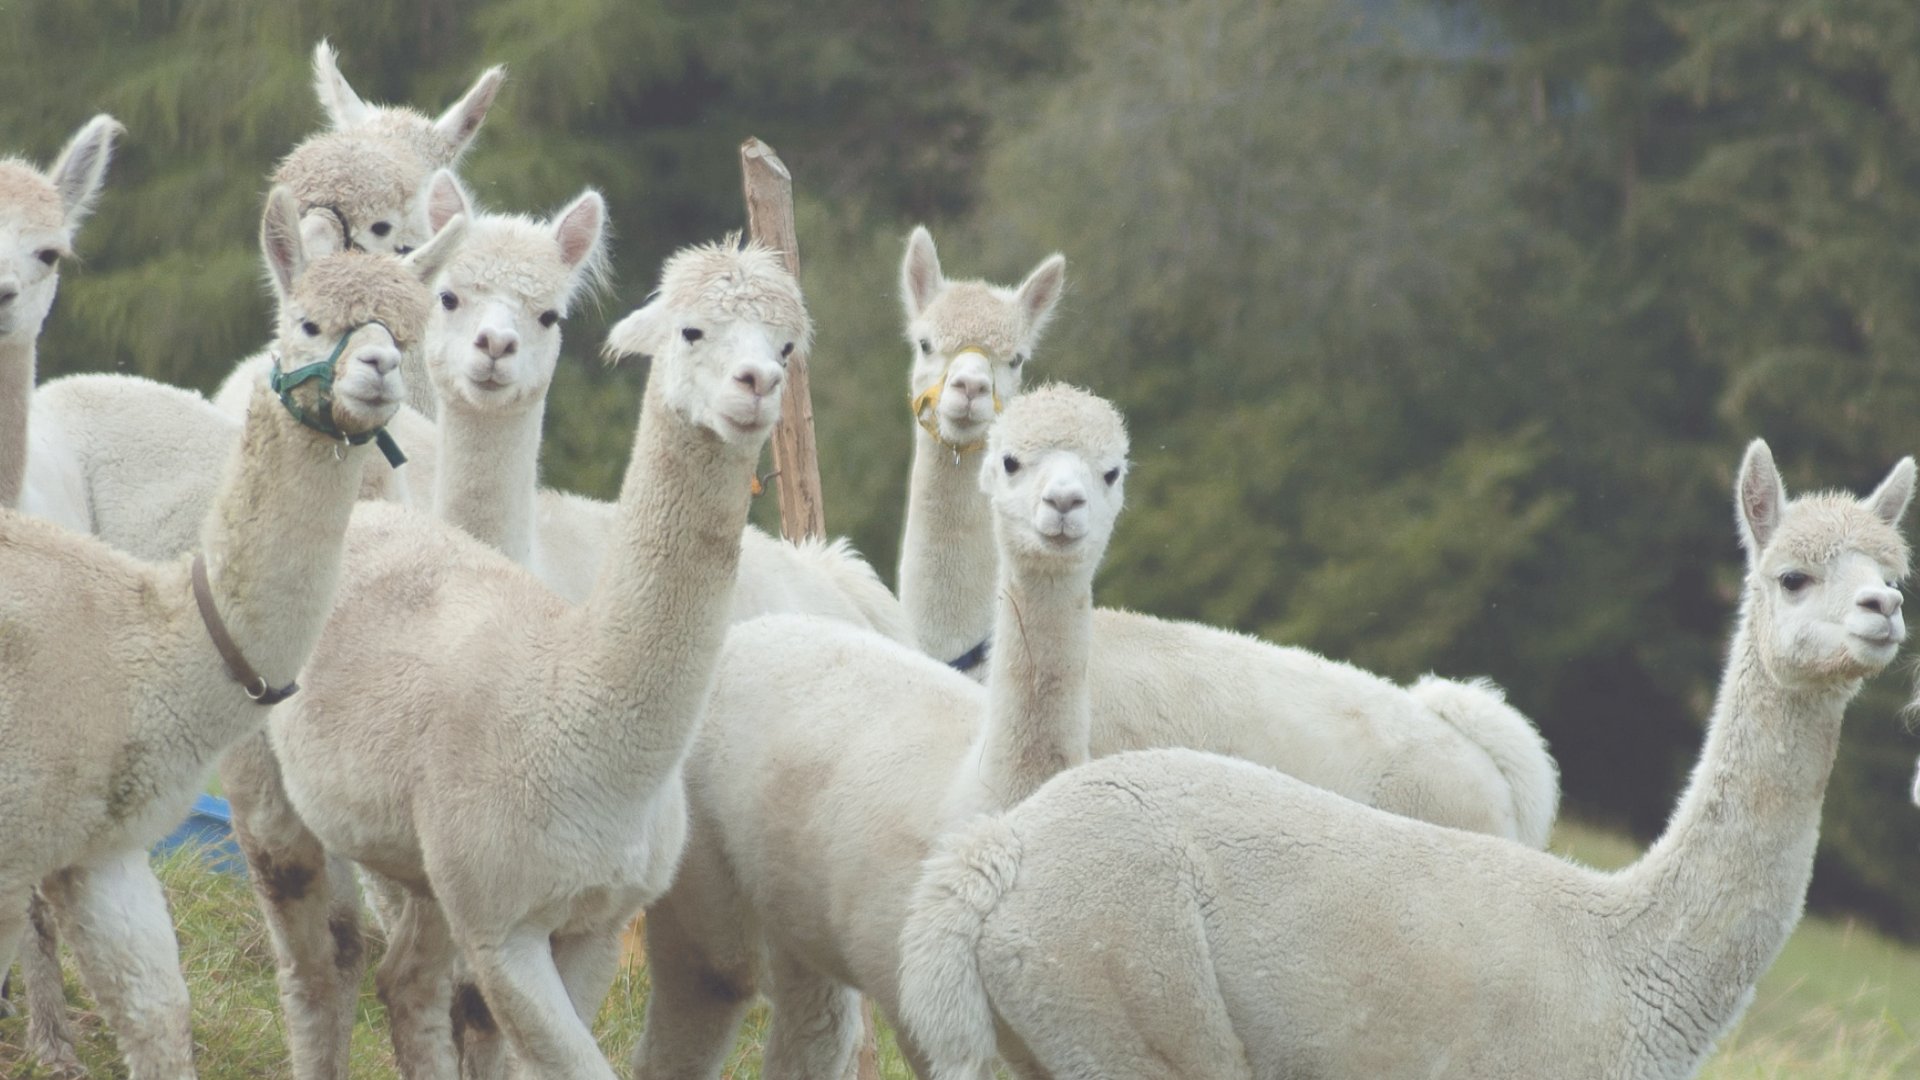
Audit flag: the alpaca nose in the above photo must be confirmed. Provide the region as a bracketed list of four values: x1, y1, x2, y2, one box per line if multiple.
[356, 346, 401, 376]
[475, 328, 518, 360]
[949, 369, 991, 402]
[1858, 588, 1903, 617]
[734, 363, 784, 398]
[0, 280, 18, 306]
[1044, 487, 1087, 515]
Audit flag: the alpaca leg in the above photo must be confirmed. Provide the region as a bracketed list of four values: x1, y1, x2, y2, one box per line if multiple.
[41, 850, 196, 1079]
[550, 917, 624, 1022]
[222, 733, 362, 1080]
[451, 968, 509, 1080]
[376, 892, 460, 1080]
[760, 950, 861, 1080]
[25, 886, 88, 1076]
[627, 897, 755, 1080]
[0, 893, 26, 1017]
[462, 925, 617, 1080]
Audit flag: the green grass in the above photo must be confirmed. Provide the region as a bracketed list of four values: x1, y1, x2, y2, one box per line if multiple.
[3, 824, 1915, 1078]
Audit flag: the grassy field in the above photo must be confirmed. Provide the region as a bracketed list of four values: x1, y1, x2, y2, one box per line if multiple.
[3, 820, 1914, 1078]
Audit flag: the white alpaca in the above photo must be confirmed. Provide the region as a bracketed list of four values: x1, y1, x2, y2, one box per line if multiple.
[631, 385, 1129, 1080]
[0, 186, 456, 1080]
[227, 238, 810, 1080]
[1, 115, 121, 520]
[410, 175, 905, 641]
[897, 440, 1913, 1080]
[896, 226, 1557, 846]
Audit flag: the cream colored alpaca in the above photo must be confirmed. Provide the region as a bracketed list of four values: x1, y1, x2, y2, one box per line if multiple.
[898, 440, 1913, 1080]
[2, 115, 121, 520]
[897, 227, 1557, 846]
[228, 238, 808, 1080]
[631, 385, 1129, 1080]
[0, 186, 454, 1080]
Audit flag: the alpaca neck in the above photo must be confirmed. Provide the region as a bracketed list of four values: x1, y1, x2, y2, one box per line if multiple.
[198, 376, 372, 714]
[1620, 610, 1859, 1051]
[577, 381, 753, 780]
[898, 429, 998, 664]
[973, 553, 1096, 810]
[0, 334, 35, 508]
[432, 397, 542, 566]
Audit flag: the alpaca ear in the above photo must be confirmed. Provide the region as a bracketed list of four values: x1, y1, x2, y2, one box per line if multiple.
[1864, 456, 1916, 527]
[432, 65, 506, 165]
[298, 210, 347, 258]
[311, 40, 373, 130]
[603, 296, 670, 361]
[1016, 253, 1067, 342]
[1736, 439, 1786, 553]
[901, 226, 944, 321]
[261, 187, 309, 302]
[552, 189, 608, 277]
[426, 169, 470, 235]
[49, 114, 124, 231]
[404, 213, 468, 285]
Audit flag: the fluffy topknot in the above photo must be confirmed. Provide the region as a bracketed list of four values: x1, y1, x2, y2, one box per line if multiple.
[292, 251, 434, 351]
[657, 234, 812, 350]
[990, 383, 1130, 464]
[274, 132, 428, 235]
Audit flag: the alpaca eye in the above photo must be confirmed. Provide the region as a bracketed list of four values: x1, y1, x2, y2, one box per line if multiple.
[1011, 354, 1027, 369]
[919, 339, 932, 355]
[302, 320, 321, 337]
[440, 291, 460, 311]
[1103, 467, 1121, 486]
[539, 310, 560, 328]
[781, 342, 795, 358]
[36, 249, 58, 266]
[682, 327, 704, 343]
[1779, 571, 1811, 593]
[1003, 454, 1021, 475]
[370, 221, 393, 237]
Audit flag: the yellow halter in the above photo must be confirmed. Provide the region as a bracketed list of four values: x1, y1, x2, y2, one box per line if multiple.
[910, 345, 1004, 454]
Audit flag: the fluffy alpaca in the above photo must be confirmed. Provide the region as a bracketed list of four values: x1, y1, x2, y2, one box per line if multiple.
[897, 441, 1913, 1080]
[2, 114, 121, 518]
[228, 238, 810, 1080]
[896, 227, 1557, 846]
[631, 385, 1130, 1080]
[293, 40, 502, 258]
[0, 186, 455, 1080]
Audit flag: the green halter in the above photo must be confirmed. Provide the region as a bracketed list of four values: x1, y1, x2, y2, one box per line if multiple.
[269, 320, 407, 468]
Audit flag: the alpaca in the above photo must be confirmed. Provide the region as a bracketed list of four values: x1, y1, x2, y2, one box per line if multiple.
[294, 39, 502, 258]
[1, 114, 121, 518]
[896, 226, 1558, 846]
[631, 385, 1130, 1080]
[228, 237, 810, 1080]
[0, 186, 459, 1080]
[897, 440, 1913, 1080]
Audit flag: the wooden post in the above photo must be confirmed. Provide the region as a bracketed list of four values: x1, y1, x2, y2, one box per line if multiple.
[740, 137, 828, 542]
[740, 136, 882, 1080]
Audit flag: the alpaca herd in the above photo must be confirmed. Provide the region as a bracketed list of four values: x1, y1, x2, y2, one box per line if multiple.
[1, 40, 1915, 1080]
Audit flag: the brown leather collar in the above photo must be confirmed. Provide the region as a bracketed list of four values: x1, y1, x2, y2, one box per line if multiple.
[191, 553, 298, 706]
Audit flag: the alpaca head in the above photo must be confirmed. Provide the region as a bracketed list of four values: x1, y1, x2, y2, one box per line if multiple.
[900, 226, 1066, 452]
[260, 185, 466, 440]
[603, 235, 810, 455]
[310, 40, 504, 172]
[419, 174, 609, 414]
[982, 384, 1128, 573]
[1735, 440, 1914, 685]
[0, 114, 120, 346]
[273, 131, 442, 258]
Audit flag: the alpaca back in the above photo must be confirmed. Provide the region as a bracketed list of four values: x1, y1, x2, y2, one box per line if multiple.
[1085, 608, 1548, 842]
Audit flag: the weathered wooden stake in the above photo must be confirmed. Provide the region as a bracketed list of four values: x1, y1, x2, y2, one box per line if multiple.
[740, 136, 881, 1080]
[740, 136, 828, 541]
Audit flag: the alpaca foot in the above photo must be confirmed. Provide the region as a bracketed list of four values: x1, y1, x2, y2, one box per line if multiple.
[28, 1033, 89, 1078]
